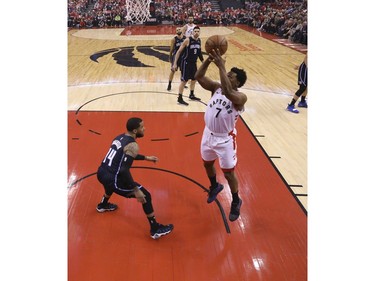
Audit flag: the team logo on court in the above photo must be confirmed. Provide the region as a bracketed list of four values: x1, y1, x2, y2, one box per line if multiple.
[90, 46, 170, 67]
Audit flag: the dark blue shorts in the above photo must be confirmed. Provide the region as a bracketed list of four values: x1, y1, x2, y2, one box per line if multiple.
[298, 62, 307, 87]
[97, 166, 140, 197]
[180, 60, 197, 81]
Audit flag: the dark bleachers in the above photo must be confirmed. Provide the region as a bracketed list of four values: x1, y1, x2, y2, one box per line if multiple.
[219, 0, 244, 10]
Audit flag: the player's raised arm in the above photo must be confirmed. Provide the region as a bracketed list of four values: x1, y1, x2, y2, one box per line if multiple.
[195, 56, 220, 94]
[210, 49, 247, 108]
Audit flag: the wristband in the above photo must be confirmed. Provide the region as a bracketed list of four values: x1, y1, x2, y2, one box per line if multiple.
[135, 154, 146, 160]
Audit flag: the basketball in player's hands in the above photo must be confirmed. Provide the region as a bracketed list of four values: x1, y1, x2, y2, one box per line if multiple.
[205, 35, 228, 55]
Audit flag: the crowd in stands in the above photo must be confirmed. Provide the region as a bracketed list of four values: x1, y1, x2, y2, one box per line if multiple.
[68, 0, 307, 45]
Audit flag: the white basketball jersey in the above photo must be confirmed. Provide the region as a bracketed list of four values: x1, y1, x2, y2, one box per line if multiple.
[204, 88, 243, 134]
[185, 24, 196, 37]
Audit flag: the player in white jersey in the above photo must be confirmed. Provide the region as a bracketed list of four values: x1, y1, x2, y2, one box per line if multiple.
[181, 16, 196, 38]
[195, 49, 247, 222]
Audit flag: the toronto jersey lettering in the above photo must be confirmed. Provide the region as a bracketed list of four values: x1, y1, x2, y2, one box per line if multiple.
[181, 37, 202, 63]
[204, 88, 243, 133]
[100, 134, 135, 174]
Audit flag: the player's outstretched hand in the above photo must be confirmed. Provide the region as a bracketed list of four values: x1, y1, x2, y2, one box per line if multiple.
[146, 156, 159, 163]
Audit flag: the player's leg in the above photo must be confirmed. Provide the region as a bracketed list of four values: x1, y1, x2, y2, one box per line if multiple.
[96, 189, 118, 212]
[297, 65, 308, 108]
[96, 167, 117, 210]
[111, 182, 174, 239]
[286, 84, 307, 113]
[217, 133, 242, 221]
[287, 62, 308, 112]
[201, 129, 224, 203]
[176, 60, 189, 105]
[167, 70, 174, 91]
[189, 79, 201, 101]
[222, 169, 242, 222]
[138, 186, 174, 239]
[204, 160, 224, 203]
[96, 167, 118, 212]
[167, 56, 177, 91]
[188, 64, 201, 101]
[297, 87, 308, 108]
[297, 64, 308, 108]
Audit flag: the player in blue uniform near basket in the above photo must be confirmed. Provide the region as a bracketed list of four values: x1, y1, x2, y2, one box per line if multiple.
[286, 54, 308, 113]
[172, 26, 204, 106]
[167, 27, 186, 91]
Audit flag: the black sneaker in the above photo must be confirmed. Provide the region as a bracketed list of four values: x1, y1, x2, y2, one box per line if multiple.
[96, 202, 118, 213]
[298, 100, 308, 108]
[167, 84, 171, 91]
[177, 97, 189, 106]
[150, 223, 174, 239]
[207, 183, 224, 203]
[229, 198, 242, 221]
[189, 95, 201, 101]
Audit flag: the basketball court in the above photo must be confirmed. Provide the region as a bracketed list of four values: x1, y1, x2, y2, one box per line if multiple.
[68, 23, 307, 281]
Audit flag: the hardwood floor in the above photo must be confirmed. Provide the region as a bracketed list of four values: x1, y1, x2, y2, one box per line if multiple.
[68, 25, 307, 210]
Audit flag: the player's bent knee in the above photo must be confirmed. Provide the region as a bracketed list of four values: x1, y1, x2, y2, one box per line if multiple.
[222, 167, 235, 174]
[203, 160, 215, 167]
[140, 187, 154, 214]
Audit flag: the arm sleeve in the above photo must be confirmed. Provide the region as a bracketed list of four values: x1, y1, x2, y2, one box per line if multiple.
[135, 154, 145, 160]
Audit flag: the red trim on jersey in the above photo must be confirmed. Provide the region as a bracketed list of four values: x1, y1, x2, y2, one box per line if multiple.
[229, 130, 236, 150]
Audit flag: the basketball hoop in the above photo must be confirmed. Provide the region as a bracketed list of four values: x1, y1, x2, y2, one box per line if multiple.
[126, 0, 152, 24]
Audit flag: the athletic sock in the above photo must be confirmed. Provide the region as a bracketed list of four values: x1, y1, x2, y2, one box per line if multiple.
[209, 175, 217, 189]
[290, 98, 297, 106]
[100, 195, 109, 205]
[190, 90, 194, 96]
[301, 96, 306, 102]
[148, 216, 158, 230]
[231, 192, 240, 203]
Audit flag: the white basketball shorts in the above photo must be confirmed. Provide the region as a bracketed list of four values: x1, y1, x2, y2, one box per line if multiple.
[200, 126, 238, 170]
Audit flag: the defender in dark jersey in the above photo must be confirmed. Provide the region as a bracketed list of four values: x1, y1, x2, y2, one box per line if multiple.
[167, 27, 186, 91]
[96, 117, 174, 239]
[286, 54, 308, 113]
[172, 26, 204, 105]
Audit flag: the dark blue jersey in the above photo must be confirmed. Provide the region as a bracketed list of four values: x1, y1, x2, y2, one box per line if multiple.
[181, 37, 202, 63]
[99, 134, 135, 174]
[173, 35, 186, 56]
[172, 35, 186, 67]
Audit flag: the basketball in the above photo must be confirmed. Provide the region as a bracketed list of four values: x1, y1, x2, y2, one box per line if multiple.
[205, 35, 228, 55]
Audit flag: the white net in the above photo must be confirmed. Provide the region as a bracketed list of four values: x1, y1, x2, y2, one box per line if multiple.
[126, 0, 152, 24]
